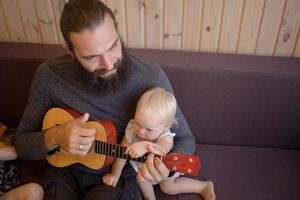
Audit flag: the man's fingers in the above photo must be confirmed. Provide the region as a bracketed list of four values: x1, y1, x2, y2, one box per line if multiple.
[141, 153, 170, 183]
[77, 135, 94, 145]
[145, 153, 162, 182]
[78, 127, 96, 138]
[154, 156, 170, 178]
[140, 162, 152, 182]
[73, 113, 89, 124]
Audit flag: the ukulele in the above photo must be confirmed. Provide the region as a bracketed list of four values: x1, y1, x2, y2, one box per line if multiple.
[43, 107, 200, 176]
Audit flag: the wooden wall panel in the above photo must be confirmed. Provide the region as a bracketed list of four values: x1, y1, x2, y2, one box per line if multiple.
[255, 0, 285, 56]
[144, 0, 163, 49]
[200, 0, 224, 52]
[275, 0, 300, 56]
[237, 0, 265, 54]
[293, 31, 300, 57]
[182, 0, 203, 51]
[218, 0, 244, 53]
[0, 0, 300, 57]
[51, 0, 66, 43]
[107, 0, 127, 44]
[163, 0, 183, 50]
[125, 0, 145, 48]
[1, 0, 26, 42]
[17, 0, 42, 43]
[0, 4, 10, 41]
[34, 0, 58, 44]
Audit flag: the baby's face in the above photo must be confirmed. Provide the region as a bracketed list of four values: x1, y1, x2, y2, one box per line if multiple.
[134, 110, 168, 141]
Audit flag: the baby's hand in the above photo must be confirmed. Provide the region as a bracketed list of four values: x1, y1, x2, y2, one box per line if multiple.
[126, 141, 149, 158]
[102, 173, 120, 187]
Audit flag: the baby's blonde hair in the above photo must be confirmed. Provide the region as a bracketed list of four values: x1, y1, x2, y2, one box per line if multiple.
[137, 87, 177, 127]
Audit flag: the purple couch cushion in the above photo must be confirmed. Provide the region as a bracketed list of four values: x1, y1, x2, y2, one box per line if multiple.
[195, 144, 300, 200]
[163, 65, 300, 150]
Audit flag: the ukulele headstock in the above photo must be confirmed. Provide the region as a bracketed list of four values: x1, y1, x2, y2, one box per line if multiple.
[162, 153, 200, 176]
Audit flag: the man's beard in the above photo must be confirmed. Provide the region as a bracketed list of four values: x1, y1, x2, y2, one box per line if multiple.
[78, 48, 132, 96]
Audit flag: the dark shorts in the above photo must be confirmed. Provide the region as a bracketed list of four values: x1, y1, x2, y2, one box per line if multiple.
[0, 161, 20, 196]
[40, 163, 142, 200]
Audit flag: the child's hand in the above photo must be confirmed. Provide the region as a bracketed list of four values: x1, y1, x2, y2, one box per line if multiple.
[102, 173, 120, 187]
[0, 122, 7, 136]
[126, 141, 149, 158]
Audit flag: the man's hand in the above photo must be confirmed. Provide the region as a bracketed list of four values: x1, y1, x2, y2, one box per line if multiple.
[138, 153, 170, 184]
[102, 173, 120, 187]
[44, 113, 96, 155]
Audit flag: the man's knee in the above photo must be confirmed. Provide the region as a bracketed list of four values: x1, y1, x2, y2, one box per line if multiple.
[83, 185, 126, 200]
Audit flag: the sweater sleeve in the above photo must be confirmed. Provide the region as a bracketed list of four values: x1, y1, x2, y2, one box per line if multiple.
[156, 68, 196, 155]
[14, 63, 54, 160]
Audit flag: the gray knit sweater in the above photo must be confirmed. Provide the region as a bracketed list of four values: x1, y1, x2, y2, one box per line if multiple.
[15, 53, 195, 173]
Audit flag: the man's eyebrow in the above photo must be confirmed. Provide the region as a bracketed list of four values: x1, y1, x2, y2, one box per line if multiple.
[82, 55, 97, 59]
[81, 37, 119, 59]
[108, 37, 120, 50]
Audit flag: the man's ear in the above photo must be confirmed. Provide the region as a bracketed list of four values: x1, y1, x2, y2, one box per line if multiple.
[61, 43, 74, 57]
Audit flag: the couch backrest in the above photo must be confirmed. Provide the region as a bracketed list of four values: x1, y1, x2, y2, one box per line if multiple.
[0, 57, 44, 127]
[132, 49, 300, 150]
[164, 64, 300, 150]
[1, 42, 300, 150]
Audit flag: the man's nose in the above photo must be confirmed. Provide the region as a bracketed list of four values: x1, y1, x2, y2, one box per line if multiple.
[99, 53, 114, 70]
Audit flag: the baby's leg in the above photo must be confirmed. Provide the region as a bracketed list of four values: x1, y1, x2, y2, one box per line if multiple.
[160, 177, 215, 200]
[2, 183, 44, 200]
[136, 172, 156, 200]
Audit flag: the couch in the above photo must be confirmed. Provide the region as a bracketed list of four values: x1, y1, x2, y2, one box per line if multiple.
[0, 42, 300, 200]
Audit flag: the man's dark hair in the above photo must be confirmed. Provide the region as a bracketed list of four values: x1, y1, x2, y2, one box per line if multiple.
[60, 0, 117, 51]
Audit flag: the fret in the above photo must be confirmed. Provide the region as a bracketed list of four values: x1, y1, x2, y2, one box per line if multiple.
[117, 144, 120, 158]
[123, 146, 128, 159]
[101, 142, 104, 155]
[95, 141, 98, 153]
[98, 141, 100, 154]
[111, 143, 115, 157]
[111, 144, 115, 157]
[98, 141, 101, 154]
[94, 140, 148, 163]
[108, 143, 112, 156]
[105, 142, 108, 156]
[120, 145, 123, 158]
[95, 141, 97, 153]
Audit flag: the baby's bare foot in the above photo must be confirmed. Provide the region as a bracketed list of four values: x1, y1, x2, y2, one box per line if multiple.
[200, 181, 216, 200]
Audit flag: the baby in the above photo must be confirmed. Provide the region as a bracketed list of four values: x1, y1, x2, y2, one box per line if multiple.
[103, 87, 215, 200]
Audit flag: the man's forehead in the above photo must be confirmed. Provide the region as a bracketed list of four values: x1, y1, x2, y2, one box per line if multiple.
[70, 16, 119, 55]
[70, 32, 119, 57]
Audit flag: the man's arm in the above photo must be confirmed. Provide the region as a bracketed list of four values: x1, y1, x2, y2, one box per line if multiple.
[14, 65, 54, 160]
[15, 64, 96, 160]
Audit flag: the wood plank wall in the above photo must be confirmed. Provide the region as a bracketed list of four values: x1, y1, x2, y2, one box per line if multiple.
[0, 0, 299, 57]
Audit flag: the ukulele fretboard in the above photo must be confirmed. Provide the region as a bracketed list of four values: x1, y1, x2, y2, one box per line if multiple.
[94, 140, 147, 162]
